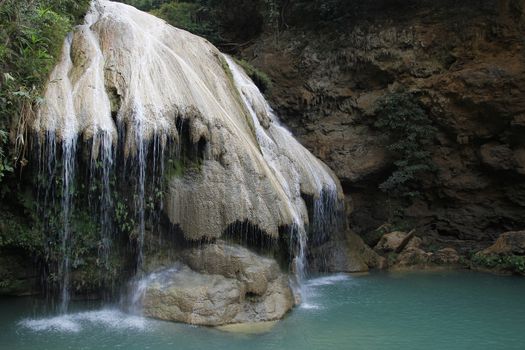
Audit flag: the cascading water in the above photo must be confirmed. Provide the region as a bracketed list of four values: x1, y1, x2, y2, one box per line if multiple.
[31, 0, 345, 315]
[134, 120, 147, 273]
[224, 56, 342, 298]
[90, 131, 114, 269]
[59, 136, 77, 313]
[223, 56, 307, 279]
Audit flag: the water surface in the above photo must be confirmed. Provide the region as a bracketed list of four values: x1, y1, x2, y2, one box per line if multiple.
[1, 271, 524, 350]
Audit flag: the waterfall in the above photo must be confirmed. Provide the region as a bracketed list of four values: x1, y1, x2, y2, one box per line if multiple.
[224, 56, 342, 291]
[134, 119, 147, 273]
[90, 131, 114, 269]
[59, 136, 77, 313]
[32, 0, 345, 312]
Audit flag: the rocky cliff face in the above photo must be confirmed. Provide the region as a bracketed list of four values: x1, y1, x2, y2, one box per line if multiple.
[241, 0, 525, 255]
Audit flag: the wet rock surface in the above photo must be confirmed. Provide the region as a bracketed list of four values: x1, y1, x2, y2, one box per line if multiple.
[141, 242, 294, 326]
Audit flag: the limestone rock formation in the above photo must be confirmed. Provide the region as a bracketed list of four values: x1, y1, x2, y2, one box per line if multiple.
[32, 0, 343, 243]
[140, 242, 294, 326]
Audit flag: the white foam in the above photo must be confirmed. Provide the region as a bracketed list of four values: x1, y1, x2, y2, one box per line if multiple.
[296, 275, 351, 310]
[20, 315, 81, 333]
[19, 309, 148, 333]
[300, 303, 321, 310]
[305, 274, 350, 287]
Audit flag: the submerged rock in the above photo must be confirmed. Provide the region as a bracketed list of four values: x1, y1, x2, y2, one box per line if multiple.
[141, 243, 294, 326]
[216, 320, 278, 334]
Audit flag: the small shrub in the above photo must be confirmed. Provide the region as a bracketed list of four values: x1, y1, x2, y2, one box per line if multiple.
[374, 91, 437, 198]
[150, 2, 220, 44]
[472, 254, 525, 274]
[0, 0, 90, 177]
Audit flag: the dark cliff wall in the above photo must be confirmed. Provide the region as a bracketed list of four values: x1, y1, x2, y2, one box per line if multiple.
[241, 0, 525, 253]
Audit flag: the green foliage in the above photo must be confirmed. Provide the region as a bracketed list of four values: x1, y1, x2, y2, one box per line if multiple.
[150, 2, 219, 42]
[472, 254, 525, 274]
[165, 156, 202, 181]
[0, 0, 90, 181]
[119, 0, 268, 46]
[291, 0, 349, 20]
[115, 0, 171, 12]
[0, 130, 13, 181]
[374, 91, 437, 198]
[234, 58, 272, 93]
[387, 252, 398, 266]
[203, 0, 266, 43]
[115, 198, 135, 234]
[166, 158, 185, 178]
[0, 212, 43, 253]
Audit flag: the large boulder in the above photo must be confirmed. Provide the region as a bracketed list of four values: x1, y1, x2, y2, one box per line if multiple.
[374, 231, 418, 254]
[181, 242, 283, 296]
[431, 248, 461, 265]
[472, 231, 525, 275]
[479, 231, 525, 256]
[308, 230, 385, 272]
[393, 247, 460, 270]
[394, 248, 432, 268]
[141, 242, 294, 326]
